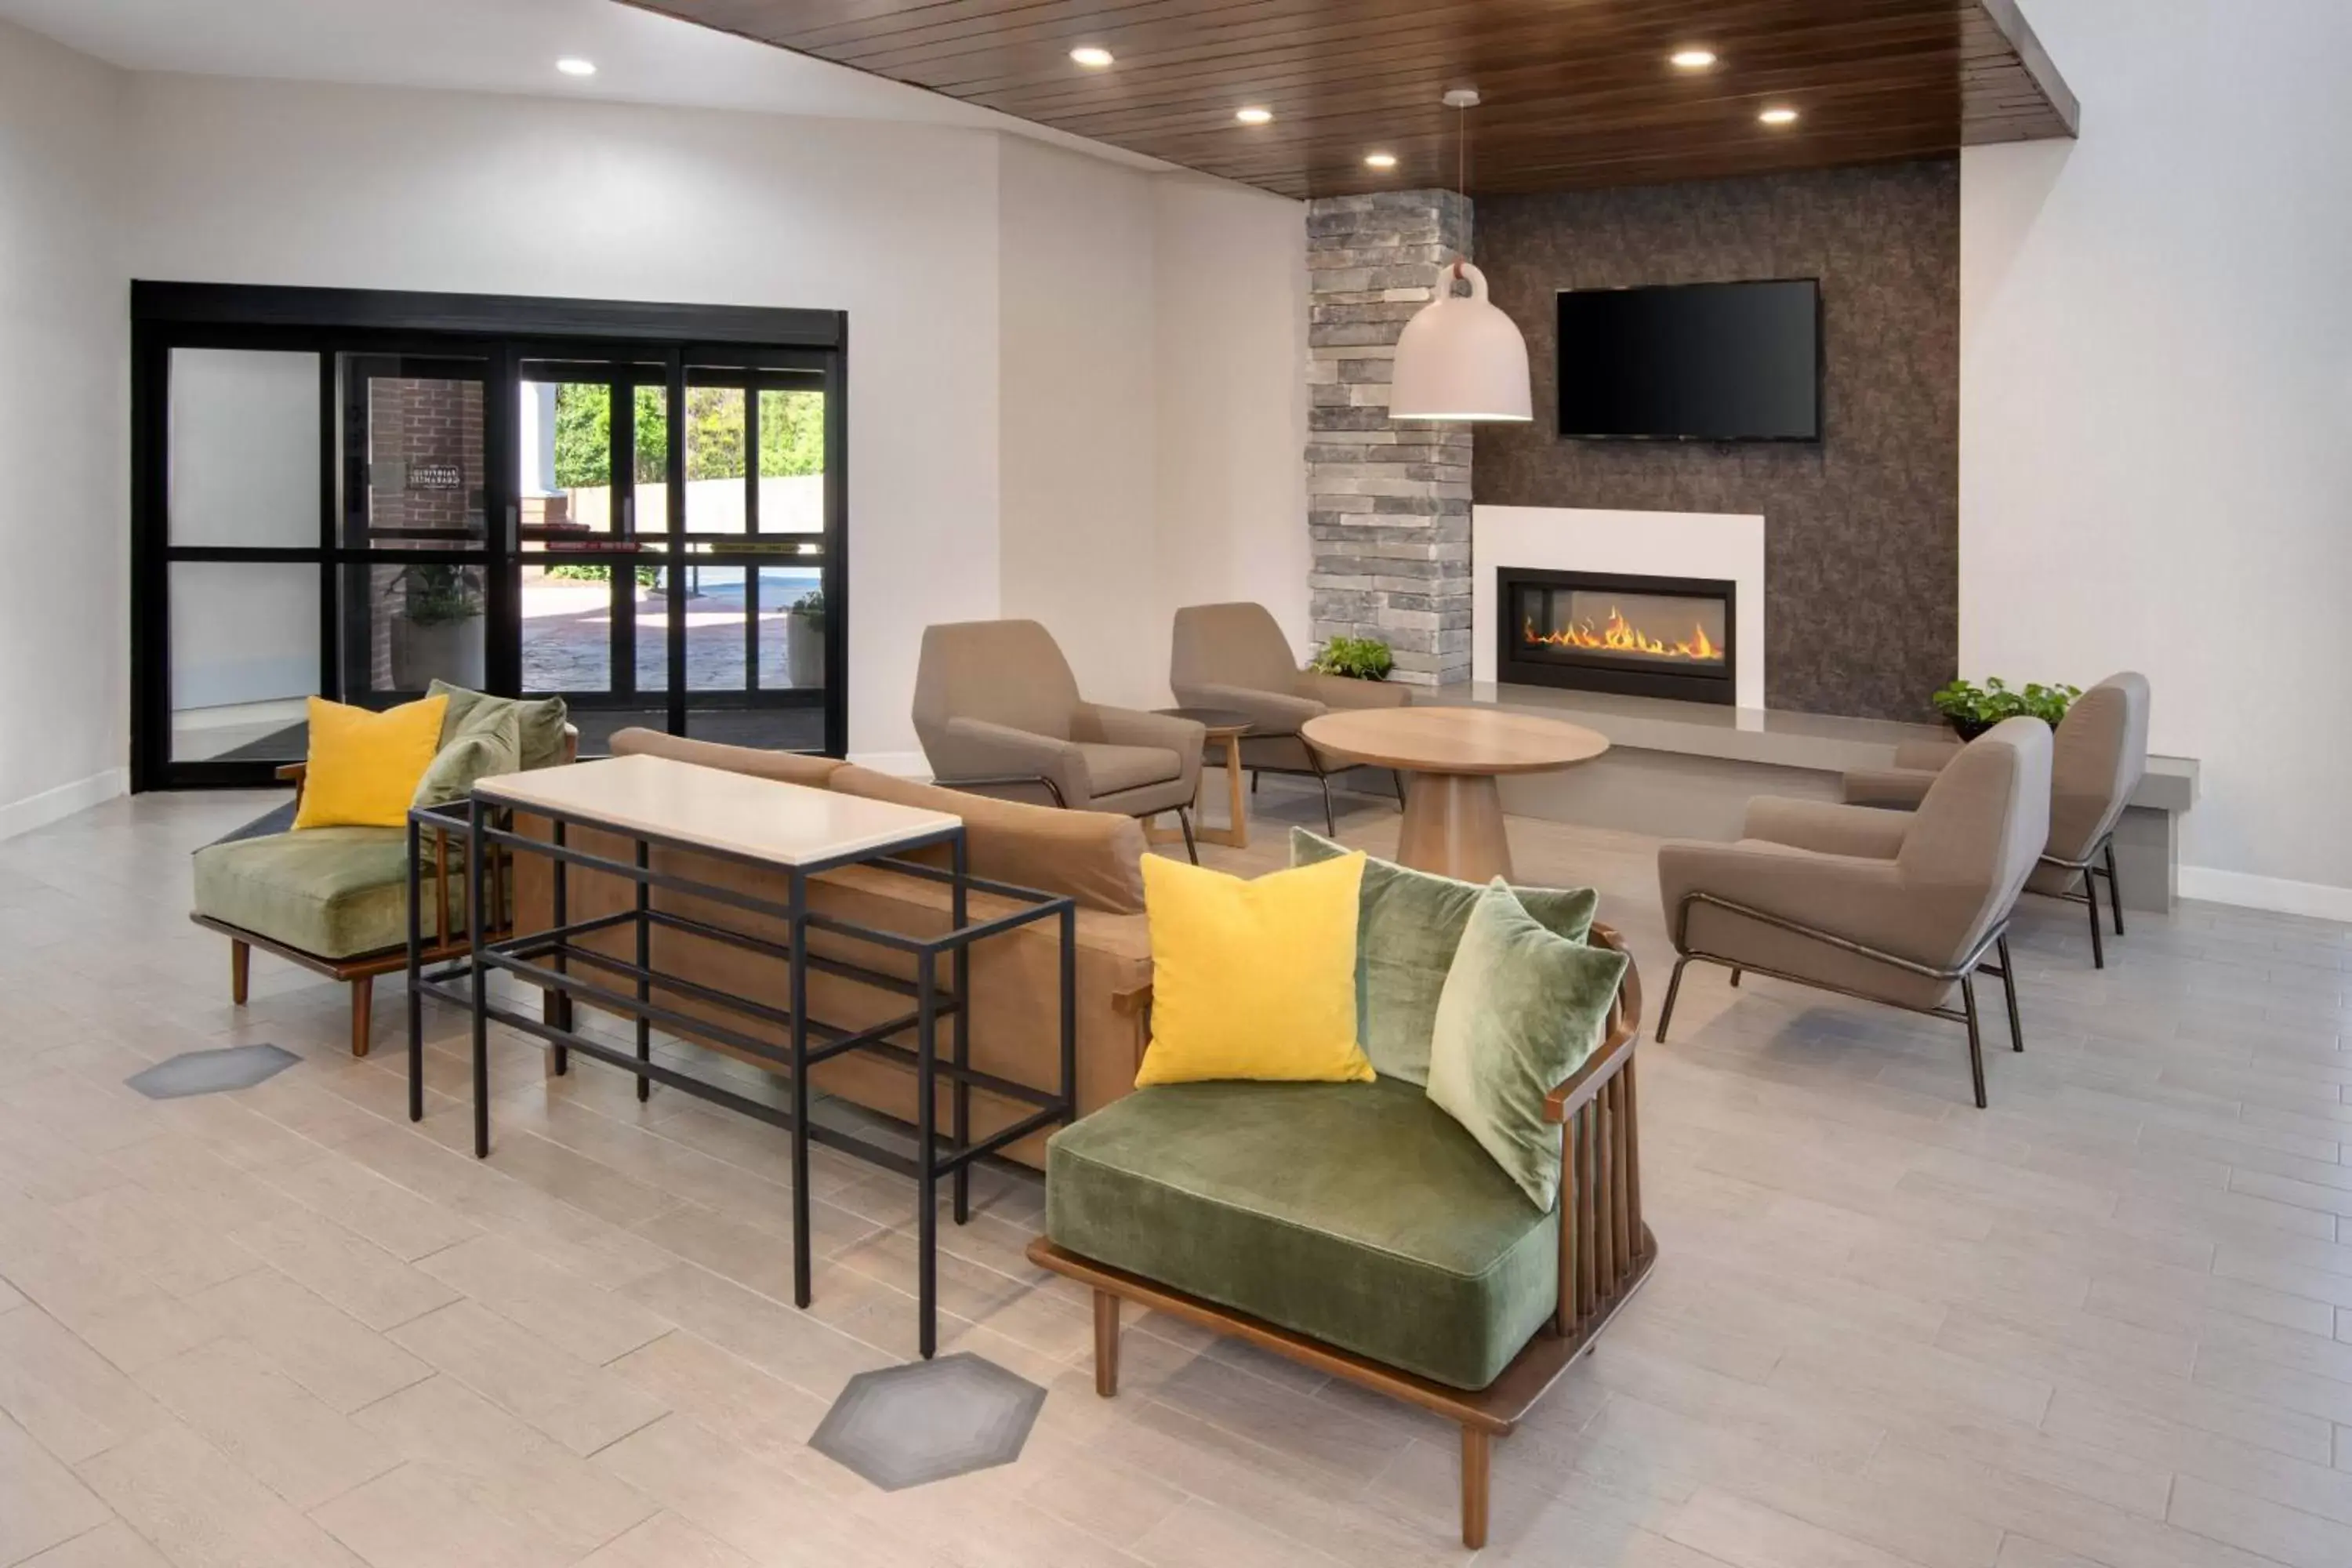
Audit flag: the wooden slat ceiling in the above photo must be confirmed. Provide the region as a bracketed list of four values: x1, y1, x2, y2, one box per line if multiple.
[624, 0, 2076, 199]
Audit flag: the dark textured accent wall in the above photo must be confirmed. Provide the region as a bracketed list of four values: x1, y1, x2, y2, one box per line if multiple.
[1474, 160, 1959, 720]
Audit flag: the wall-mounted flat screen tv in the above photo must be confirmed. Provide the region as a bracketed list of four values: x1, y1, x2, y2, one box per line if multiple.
[1556, 278, 1820, 441]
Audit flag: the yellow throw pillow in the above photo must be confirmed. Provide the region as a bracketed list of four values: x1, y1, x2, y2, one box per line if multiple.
[293, 695, 449, 830]
[1134, 851, 1375, 1087]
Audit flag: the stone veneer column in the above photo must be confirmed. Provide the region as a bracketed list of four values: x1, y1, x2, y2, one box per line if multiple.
[1305, 190, 1474, 687]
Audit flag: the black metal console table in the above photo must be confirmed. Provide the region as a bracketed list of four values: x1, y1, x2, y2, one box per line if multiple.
[405, 753, 1077, 1358]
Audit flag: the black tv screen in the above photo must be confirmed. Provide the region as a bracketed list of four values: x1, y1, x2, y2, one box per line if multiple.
[1555, 279, 1820, 441]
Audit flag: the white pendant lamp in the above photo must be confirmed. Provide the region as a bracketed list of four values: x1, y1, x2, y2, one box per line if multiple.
[1390, 89, 1532, 423]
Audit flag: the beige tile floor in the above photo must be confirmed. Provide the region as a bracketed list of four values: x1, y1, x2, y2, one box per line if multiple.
[4, 780, 2352, 1566]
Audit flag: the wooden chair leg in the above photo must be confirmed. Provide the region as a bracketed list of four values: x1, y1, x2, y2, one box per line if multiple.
[230, 940, 251, 1006]
[1093, 1290, 1121, 1396]
[1461, 1425, 1490, 1549]
[350, 974, 374, 1059]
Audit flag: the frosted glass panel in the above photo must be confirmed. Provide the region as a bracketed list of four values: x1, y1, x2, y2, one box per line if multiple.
[170, 562, 318, 761]
[169, 350, 318, 546]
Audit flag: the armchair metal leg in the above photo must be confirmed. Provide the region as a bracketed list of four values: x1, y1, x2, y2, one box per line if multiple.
[1656, 956, 1690, 1043]
[1729, 968, 1742, 988]
[2103, 840, 2125, 935]
[1995, 935, 2024, 1053]
[2082, 865, 2107, 970]
[230, 940, 250, 1006]
[1960, 975, 1987, 1109]
[1250, 770, 1259, 794]
[1175, 806, 1199, 865]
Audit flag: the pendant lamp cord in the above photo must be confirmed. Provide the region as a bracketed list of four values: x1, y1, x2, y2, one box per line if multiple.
[1454, 99, 1468, 281]
[1449, 100, 1468, 281]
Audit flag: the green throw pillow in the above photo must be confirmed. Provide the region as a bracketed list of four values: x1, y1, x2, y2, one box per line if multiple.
[427, 680, 569, 771]
[1290, 826, 1600, 1084]
[1427, 880, 1630, 1211]
[411, 708, 521, 809]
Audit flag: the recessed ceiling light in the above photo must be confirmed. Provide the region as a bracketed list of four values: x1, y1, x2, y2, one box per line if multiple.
[1069, 45, 1114, 68]
[1759, 106, 1800, 126]
[1235, 106, 1274, 125]
[1669, 48, 1718, 70]
[555, 57, 597, 77]
[1364, 151, 1399, 169]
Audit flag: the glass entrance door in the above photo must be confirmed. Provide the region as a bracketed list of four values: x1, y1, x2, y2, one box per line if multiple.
[130, 284, 848, 790]
[672, 354, 831, 749]
[514, 351, 669, 750]
[336, 355, 492, 710]
[509, 348, 836, 753]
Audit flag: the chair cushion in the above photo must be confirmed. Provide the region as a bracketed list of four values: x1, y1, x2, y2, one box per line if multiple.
[412, 707, 521, 809]
[1428, 881, 1628, 1212]
[430, 681, 571, 772]
[193, 828, 461, 960]
[293, 695, 448, 830]
[1076, 742, 1181, 797]
[1045, 1077, 1558, 1389]
[1292, 828, 1599, 1086]
[1133, 854, 1373, 1087]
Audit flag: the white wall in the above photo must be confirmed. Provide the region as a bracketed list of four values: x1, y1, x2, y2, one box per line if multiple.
[997, 136, 1160, 710]
[1150, 176, 1312, 670]
[122, 73, 1005, 761]
[0, 34, 1307, 808]
[1961, 0, 2352, 910]
[997, 154, 1309, 715]
[0, 19, 127, 836]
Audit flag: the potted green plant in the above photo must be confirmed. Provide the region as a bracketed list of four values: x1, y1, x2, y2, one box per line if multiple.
[388, 563, 486, 689]
[783, 587, 826, 688]
[1930, 676, 2081, 741]
[1308, 634, 1394, 681]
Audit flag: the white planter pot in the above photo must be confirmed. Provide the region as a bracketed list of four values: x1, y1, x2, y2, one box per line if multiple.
[391, 616, 485, 691]
[783, 613, 826, 689]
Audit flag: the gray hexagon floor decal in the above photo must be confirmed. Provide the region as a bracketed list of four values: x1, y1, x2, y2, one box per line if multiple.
[125, 1044, 299, 1099]
[809, 1353, 1046, 1490]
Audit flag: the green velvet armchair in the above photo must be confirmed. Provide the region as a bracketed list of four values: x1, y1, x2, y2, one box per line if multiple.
[1027, 927, 1649, 1551]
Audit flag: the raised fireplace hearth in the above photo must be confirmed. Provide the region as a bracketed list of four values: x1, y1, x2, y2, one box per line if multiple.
[1497, 567, 1737, 705]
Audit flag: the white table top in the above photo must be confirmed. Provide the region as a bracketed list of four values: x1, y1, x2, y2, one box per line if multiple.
[472, 753, 962, 868]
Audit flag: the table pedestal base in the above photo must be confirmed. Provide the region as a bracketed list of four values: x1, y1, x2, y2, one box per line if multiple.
[1397, 772, 1513, 883]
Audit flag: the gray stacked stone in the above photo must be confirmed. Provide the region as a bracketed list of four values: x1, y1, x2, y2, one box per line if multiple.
[1305, 189, 1474, 688]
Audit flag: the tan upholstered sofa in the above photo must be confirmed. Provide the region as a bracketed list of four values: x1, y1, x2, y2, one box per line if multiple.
[510, 729, 1152, 1165]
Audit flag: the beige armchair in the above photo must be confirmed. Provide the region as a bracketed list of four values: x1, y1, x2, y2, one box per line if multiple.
[1168, 601, 1411, 834]
[1844, 673, 2149, 967]
[1656, 716, 2053, 1108]
[913, 619, 1207, 860]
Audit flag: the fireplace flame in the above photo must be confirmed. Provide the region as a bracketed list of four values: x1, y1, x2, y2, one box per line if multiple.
[1523, 607, 1722, 662]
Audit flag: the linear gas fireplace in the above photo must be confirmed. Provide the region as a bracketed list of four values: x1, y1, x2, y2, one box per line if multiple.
[1497, 567, 1737, 705]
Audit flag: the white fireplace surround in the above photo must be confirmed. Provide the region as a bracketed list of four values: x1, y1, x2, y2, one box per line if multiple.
[1471, 505, 1767, 710]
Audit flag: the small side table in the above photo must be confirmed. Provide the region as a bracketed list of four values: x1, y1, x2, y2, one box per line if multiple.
[1149, 707, 1255, 850]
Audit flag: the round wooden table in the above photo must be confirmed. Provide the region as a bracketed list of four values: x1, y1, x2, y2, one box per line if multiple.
[1300, 706, 1609, 882]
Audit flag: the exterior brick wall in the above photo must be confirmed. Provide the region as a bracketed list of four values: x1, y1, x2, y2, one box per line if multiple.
[366, 378, 484, 538]
[364, 376, 485, 690]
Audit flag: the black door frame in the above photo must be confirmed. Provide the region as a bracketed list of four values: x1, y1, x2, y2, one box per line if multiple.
[130, 282, 849, 791]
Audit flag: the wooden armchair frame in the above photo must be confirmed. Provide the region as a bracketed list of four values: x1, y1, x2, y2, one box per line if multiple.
[1027, 924, 1650, 1550]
